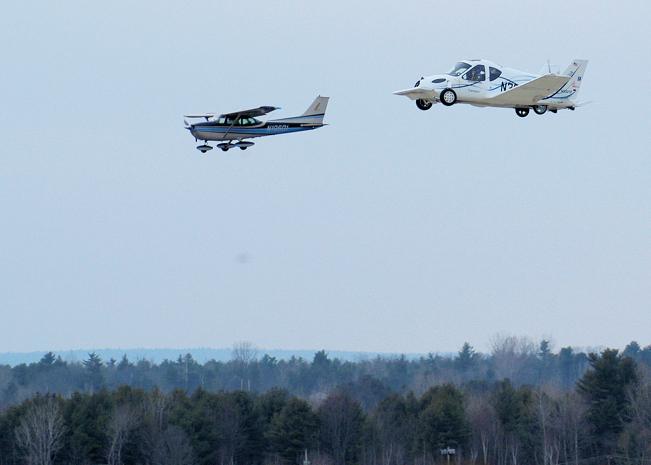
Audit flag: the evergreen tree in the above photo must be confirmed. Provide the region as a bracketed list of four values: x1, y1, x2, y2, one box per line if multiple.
[267, 397, 317, 464]
[419, 385, 470, 455]
[83, 353, 104, 392]
[455, 343, 476, 372]
[577, 349, 638, 454]
[39, 352, 56, 366]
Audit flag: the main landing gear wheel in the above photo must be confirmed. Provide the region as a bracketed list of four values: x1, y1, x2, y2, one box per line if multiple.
[515, 108, 530, 118]
[416, 99, 433, 111]
[440, 89, 457, 106]
[533, 105, 548, 115]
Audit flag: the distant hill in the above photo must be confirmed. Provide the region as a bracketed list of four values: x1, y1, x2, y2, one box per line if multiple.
[0, 347, 428, 366]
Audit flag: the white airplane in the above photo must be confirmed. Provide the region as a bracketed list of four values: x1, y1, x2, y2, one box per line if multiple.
[394, 59, 588, 117]
[184, 96, 329, 153]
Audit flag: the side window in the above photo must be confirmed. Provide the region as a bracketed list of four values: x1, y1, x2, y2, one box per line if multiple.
[463, 65, 486, 81]
[489, 67, 502, 81]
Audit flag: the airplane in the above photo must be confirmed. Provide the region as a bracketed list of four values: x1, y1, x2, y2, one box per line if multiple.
[394, 59, 588, 117]
[184, 96, 329, 153]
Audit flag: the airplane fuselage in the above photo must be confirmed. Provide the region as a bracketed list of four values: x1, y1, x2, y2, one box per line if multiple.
[419, 70, 576, 109]
[189, 120, 322, 142]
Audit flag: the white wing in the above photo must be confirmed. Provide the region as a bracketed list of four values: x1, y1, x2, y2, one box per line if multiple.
[393, 87, 436, 101]
[489, 74, 570, 105]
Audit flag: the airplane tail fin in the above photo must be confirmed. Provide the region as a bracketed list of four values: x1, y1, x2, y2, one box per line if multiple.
[560, 59, 588, 100]
[269, 96, 329, 125]
[302, 96, 329, 117]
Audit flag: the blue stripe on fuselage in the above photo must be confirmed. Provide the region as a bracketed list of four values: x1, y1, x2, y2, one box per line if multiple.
[191, 126, 316, 136]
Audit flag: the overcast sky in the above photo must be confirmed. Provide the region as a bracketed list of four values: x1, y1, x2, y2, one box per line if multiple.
[1, 1, 649, 354]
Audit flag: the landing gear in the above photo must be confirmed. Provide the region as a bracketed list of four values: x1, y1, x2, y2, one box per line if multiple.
[416, 99, 433, 111]
[533, 105, 548, 115]
[217, 141, 255, 152]
[196, 143, 212, 153]
[235, 141, 255, 150]
[515, 108, 530, 118]
[440, 89, 457, 106]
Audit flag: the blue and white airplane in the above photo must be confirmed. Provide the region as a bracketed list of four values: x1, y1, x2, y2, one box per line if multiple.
[184, 96, 329, 152]
[394, 59, 588, 117]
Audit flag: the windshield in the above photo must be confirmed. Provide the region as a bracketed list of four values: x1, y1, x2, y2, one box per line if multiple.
[448, 62, 472, 76]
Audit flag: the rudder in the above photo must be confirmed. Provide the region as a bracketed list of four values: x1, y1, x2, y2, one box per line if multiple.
[561, 59, 588, 99]
[302, 96, 329, 116]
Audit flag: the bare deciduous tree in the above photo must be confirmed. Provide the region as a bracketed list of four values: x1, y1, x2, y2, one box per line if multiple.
[467, 394, 496, 465]
[107, 404, 138, 465]
[490, 334, 536, 382]
[141, 390, 170, 465]
[152, 425, 196, 465]
[15, 396, 65, 465]
[318, 392, 363, 465]
[232, 341, 258, 390]
[216, 399, 244, 465]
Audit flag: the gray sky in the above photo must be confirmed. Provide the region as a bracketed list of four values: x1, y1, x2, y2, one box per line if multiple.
[1, 0, 649, 354]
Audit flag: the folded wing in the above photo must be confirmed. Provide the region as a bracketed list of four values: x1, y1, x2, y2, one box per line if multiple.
[393, 87, 436, 101]
[489, 74, 570, 105]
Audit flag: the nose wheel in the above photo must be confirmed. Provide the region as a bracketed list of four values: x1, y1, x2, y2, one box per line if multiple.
[416, 99, 433, 111]
[196, 144, 212, 153]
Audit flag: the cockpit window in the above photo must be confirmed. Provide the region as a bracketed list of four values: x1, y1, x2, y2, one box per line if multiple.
[463, 65, 486, 81]
[233, 117, 260, 126]
[489, 67, 502, 81]
[448, 62, 472, 76]
[217, 116, 260, 126]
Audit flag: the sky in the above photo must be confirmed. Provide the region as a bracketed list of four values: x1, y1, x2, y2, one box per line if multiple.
[1, 1, 650, 355]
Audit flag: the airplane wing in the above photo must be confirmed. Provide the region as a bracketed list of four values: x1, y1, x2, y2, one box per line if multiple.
[393, 87, 436, 100]
[184, 113, 216, 119]
[220, 106, 280, 118]
[489, 74, 570, 105]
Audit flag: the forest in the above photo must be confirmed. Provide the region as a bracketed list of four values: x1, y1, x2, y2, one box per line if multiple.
[1, 338, 651, 465]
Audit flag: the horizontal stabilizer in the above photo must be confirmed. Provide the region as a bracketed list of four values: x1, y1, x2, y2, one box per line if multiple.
[489, 74, 570, 105]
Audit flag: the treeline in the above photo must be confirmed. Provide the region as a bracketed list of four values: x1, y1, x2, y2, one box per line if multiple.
[1, 349, 651, 465]
[2, 339, 651, 409]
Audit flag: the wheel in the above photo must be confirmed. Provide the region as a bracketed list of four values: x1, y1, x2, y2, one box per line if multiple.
[415, 99, 432, 111]
[440, 89, 457, 106]
[533, 105, 547, 115]
[221, 146, 229, 152]
[515, 108, 529, 117]
[239, 146, 247, 150]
